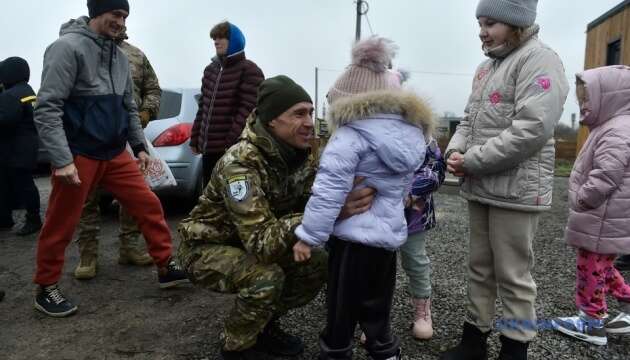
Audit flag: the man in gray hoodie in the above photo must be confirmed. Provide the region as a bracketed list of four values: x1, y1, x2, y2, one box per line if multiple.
[33, 0, 188, 318]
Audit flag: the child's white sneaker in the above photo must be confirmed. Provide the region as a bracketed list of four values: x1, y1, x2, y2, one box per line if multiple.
[606, 312, 630, 334]
[552, 311, 607, 346]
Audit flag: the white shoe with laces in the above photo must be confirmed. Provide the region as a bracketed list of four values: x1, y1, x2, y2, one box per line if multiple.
[606, 312, 630, 334]
[552, 310, 607, 346]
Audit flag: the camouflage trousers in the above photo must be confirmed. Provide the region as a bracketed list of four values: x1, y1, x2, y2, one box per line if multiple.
[180, 243, 327, 351]
[76, 189, 146, 257]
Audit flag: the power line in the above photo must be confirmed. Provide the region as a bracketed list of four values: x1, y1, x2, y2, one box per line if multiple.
[364, 11, 374, 35]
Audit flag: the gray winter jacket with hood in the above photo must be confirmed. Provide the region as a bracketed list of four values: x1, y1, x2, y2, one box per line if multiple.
[35, 16, 145, 169]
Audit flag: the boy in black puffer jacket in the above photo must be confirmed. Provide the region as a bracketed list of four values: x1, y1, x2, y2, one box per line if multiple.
[0, 57, 42, 236]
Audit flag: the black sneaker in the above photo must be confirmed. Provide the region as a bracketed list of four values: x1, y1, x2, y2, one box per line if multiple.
[158, 260, 190, 289]
[614, 255, 630, 271]
[257, 319, 304, 356]
[34, 284, 78, 317]
[16, 213, 42, 236]
[0, 289, 5, 302]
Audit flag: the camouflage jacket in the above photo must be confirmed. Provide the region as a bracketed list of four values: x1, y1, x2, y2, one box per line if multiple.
[178, 114, 317, 264]
[118, 41, 161, 124]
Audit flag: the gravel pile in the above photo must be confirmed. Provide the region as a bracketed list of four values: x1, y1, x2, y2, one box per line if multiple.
[242, 178, 629, 360]
[2, 177, 628, 359]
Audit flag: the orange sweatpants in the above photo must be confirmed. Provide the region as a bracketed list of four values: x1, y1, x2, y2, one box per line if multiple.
[34, 151, 172, 285]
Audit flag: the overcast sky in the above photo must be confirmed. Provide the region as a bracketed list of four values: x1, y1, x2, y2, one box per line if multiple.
[0, 0, 624, 124]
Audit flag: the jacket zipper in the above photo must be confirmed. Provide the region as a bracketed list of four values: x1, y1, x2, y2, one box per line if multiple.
[108, 41, 116, 94]
[201, 63, 224, 153]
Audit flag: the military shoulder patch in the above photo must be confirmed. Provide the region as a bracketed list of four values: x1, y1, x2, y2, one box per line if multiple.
[227, 175, 250, 202]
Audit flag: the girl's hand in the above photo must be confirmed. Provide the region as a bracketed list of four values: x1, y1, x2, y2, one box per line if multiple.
[293, 240, 312, 262]
[447, 152, 466, 177]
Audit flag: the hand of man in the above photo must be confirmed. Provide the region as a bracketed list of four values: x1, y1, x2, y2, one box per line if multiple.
[293, 240, 312, 262]
[139, 111, 151, 128]
[447, 152, 466, 177]
[54, 163, 81, 186]
[137, 151, 151, 172]
[338, 176, 376, 220]
[190, 145, 200, 155]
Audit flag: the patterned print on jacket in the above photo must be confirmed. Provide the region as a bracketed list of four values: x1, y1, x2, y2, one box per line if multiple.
[406, 138, 445, 235]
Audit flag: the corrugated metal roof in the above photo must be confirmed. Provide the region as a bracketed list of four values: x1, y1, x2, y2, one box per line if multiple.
[587, 0, 630, 31]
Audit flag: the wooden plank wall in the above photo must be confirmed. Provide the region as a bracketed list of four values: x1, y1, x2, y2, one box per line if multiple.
[579, 6, 630, 154]
[585, 6, 630, 69]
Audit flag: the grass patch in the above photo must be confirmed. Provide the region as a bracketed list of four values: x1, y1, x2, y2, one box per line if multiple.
[555, 159, 574, 177]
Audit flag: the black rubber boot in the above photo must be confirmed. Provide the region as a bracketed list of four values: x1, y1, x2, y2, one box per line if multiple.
[16, 212, 42, 236]
[440, 322, 490, 360]
[218, 346, 266, 360]
[257, 318, 304, 356]
[497, 335, 529, 360]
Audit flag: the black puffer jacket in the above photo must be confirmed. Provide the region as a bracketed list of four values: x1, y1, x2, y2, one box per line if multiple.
[0, 57, 38, 169]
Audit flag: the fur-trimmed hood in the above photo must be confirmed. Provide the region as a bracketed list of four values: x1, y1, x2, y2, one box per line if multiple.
[327, 90, 434, 137]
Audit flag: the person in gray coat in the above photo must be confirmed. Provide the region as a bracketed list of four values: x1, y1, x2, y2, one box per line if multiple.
[443, 0, 569, 359]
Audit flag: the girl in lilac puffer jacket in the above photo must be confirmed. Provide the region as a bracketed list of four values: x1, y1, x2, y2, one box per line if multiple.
[553, 66, 630, 346]
[293, 36, 432, 360]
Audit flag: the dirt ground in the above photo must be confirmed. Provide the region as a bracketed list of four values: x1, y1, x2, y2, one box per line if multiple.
[1, 177, 629, 359]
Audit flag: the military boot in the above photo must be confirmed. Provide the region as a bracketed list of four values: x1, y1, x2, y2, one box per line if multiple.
[440, 322, 490, 360]
[118, 245, 153, 266]
[118, 209, 152, 265]
[16, 211, 42, 236]
[257, 318, 304, 356]
[74, 235, 98, 280]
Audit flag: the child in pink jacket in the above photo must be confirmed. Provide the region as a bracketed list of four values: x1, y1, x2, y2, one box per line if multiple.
[553, 65, 630, 346]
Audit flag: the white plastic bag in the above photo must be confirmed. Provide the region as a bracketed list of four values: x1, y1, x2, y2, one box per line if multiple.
[128, 139, 177, 190]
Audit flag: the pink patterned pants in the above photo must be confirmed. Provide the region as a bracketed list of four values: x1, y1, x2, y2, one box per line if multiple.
[576, 248, 630, 318]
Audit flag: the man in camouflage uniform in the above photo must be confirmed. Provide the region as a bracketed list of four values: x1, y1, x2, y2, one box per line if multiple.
[74, 26, 162, 279]
[178, 75, 330, 360]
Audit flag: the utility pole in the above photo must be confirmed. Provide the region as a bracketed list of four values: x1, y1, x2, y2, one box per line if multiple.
[314, 66, 319, 120]
[355, 0, 363, 41]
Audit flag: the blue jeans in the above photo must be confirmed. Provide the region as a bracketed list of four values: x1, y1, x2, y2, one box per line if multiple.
[400, 232, 431, 299]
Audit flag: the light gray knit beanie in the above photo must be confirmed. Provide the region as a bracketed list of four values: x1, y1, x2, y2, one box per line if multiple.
[327, 36, 401, 105]
[476, 0, 538, 28]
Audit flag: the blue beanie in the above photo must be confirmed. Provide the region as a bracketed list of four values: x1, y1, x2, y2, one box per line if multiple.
[227, 23, 246, 56]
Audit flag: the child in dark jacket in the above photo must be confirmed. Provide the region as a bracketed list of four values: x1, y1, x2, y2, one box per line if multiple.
[0, 57, 42, 236]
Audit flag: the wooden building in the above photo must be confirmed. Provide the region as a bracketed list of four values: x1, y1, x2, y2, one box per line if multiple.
[578, 0, 630, 152]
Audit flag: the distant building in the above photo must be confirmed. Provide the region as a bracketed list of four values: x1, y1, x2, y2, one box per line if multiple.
[436, 116, 463, 151]
[578, 0, 630, 153]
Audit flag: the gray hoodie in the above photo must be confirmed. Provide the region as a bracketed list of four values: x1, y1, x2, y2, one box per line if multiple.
[35, 16, 145, 168]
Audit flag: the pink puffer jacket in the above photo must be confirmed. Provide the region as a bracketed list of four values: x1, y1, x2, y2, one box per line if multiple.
[565, 65, 630, 254]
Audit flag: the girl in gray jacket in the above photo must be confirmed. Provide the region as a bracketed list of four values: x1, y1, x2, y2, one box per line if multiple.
[293, 36, 432, 360]
[443, 0, 569, 359]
